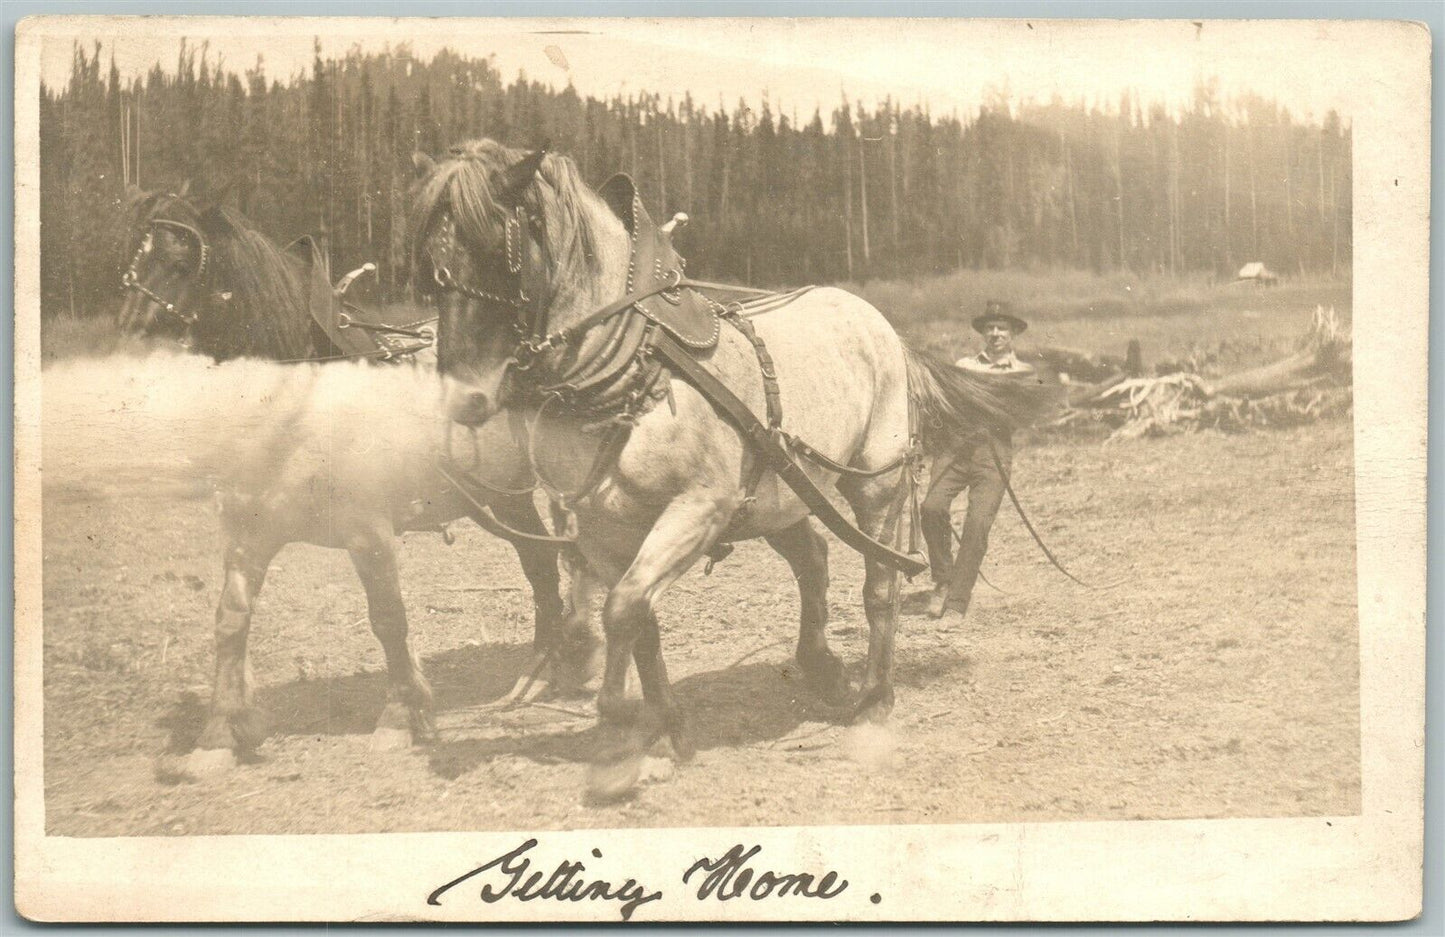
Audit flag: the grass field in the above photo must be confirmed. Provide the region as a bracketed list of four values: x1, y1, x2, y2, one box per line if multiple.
[37, 269, 1358, 835]
[852, 268, 1350, 375]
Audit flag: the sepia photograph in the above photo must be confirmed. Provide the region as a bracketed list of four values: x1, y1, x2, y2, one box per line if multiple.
[12, 15, 1427, 922]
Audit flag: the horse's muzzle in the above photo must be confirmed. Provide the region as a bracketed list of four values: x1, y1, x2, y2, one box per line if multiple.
[442, 377, 496, 427]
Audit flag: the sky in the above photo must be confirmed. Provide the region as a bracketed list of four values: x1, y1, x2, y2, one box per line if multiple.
[36, 18, 1366, 122]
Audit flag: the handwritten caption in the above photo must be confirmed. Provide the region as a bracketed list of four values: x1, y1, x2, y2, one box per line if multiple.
[427, 838, 865, 921]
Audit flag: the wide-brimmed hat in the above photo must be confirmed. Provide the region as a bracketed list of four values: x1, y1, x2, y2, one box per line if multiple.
[971, 299, 1028, 335]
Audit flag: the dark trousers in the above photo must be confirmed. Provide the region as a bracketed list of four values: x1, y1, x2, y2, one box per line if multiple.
[919, 434, 1011, 613]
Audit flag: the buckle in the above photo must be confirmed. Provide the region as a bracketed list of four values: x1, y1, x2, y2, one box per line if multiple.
[659, 268, 684, 305]
[512, 334, 557, 372]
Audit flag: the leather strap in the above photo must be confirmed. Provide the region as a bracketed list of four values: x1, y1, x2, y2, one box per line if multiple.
[650, 330, 926, 576]
[434, 460, 573, 547]
[723, 311, 782, 429]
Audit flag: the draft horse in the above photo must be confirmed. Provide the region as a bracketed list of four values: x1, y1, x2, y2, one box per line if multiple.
[118, 188, 593, 776]
[412, 140, 1055, 795]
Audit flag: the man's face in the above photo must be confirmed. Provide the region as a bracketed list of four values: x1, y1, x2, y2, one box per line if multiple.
[984, 321, 1015, 357]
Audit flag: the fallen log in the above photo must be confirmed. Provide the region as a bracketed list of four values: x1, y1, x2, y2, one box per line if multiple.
[1050, 306, 1350, 438]
[1033, 340, 1143, 385]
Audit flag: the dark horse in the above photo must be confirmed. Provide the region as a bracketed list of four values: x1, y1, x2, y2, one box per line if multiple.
[118, 187, 337, 361]
[412, 141, 1058, 796]
[118, 187, 592, 777]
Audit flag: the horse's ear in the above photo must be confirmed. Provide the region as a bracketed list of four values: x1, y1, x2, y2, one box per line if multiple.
[412, 151, 436, 179]
[502, 145, 548, 198]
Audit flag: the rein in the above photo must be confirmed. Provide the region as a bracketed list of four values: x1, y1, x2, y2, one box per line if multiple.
[985, 439, 1122, 591]
[433, 458, 574, 547]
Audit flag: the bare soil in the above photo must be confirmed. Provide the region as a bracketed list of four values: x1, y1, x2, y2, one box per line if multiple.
[41, 416, 1360, 836]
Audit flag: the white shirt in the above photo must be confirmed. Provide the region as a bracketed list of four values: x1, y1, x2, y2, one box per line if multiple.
[956, 350, 1035, 375]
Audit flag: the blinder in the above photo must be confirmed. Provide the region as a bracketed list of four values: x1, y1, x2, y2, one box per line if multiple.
[426, 202, 554, 373]
[121, 209, 214, 327]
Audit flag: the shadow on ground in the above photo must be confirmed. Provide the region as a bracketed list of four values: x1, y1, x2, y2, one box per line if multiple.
[158, 638, 975, 779]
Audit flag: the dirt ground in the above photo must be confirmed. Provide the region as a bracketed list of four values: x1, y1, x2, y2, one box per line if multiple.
[40, 409, 1360, 836]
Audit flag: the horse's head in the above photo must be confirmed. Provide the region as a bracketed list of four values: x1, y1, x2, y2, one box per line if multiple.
[411, 141, 550, 425]
[117, 188, 212, 339]
[413, 139, 626, 426]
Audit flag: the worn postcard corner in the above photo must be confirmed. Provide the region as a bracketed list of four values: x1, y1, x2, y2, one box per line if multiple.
[12, 15, 1428, 924]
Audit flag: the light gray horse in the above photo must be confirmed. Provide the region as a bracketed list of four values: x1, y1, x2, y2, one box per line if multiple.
[412, 140, 1057, 796]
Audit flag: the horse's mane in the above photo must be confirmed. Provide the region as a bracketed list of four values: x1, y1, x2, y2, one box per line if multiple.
[409, 139, 605, 292]
[196, 206, 320, 359]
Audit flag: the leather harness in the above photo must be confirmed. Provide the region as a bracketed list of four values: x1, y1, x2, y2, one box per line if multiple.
[283, 235, 436, 362]
[430, 172, 926, 576]
[121, 197, 434, 363]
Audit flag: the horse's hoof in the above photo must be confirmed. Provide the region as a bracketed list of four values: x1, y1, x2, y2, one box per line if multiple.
[369, 726, 413, 752]
[667, 724, 697, 763]
[185, 747, 238, 778]
[852, 687, 895, 727]
[587, 753, 643, 801]
[552, 645, 604, 697]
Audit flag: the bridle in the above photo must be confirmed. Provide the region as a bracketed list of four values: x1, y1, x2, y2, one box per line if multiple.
[121, 208, 213, 327]
[426, 202, 686, 385]
[426, 203, 558, 372]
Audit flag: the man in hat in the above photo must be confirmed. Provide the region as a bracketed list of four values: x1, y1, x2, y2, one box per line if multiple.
[920, 300, 1034, 620]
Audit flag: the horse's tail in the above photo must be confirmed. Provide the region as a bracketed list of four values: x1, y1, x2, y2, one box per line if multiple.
[903, 346, 1063, 453]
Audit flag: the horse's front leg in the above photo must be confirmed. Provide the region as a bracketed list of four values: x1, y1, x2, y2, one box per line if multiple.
[346, 518, 435, 751]
[588, 496, 734, 800]
[839, 471, 909, 725]
[187, 536, 280, 777]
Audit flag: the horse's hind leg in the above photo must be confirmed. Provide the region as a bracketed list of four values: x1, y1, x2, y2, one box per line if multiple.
[347, 519, 435, 751]
[765, 519, 848, 704]
[188, 536, 281, 777]
[589, 497, 731, 799]
[839, 471, 908, 725]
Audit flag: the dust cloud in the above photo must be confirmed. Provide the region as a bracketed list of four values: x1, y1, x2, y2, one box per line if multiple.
[40, 351, 449, 503]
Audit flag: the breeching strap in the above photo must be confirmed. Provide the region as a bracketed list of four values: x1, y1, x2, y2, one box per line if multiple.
[650, 329, 927, 577]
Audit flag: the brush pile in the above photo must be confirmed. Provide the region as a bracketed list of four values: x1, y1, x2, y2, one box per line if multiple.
[1053, 306, 1352, 440]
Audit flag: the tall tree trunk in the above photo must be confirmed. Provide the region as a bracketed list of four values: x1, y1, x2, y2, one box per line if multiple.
[1248, 126, 1259, 258]
[858, 140, 870, 265]
[120, 101, 129, 186]
[843, 136, 854, 279]
[1113, 125, 1126, 270]
[1223, 122, 1231, 273]
[656, 121, 667, 209]
[1316, 130, 1327, 275]
[1284, 133, 1295, 250]
[1063, 128, 1079, 262]
[888, 125, 900, 261]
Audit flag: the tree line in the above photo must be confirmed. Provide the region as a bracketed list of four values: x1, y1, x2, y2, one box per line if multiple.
[40, 39, 1351, 319]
